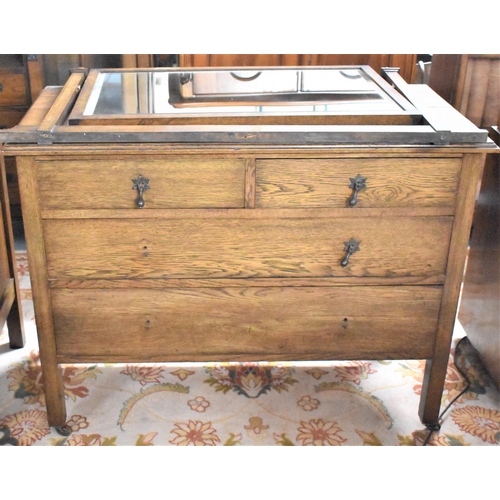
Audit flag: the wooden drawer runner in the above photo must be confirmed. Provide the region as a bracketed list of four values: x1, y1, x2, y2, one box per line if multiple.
[44, 216, 453, 281]
[256, 158, 461, 208]
[52, 286, 442, 361]
[36, 157, 246, 209]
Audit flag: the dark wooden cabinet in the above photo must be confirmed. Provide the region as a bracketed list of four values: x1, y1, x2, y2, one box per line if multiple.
[428, 54, 500, 128]
[0, 54, 44, 130]
[1, 55, 44, 220]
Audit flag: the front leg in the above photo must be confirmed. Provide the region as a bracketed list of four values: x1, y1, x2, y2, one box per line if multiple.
[418, 357, 449, 426]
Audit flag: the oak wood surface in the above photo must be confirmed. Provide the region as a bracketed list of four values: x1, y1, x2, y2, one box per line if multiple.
[256, 157, 461, 208]
[47, 275, 450, 289]
[15, 156, 66, 426]
[4, 69, 493, 430]
[37, 72, 86, 132]
[244, 158, 256, 208]
[419, 153, 486, 424]
[43, 216, 452, 281]
[52, 286, 442, 362]
[10, 144, 491, 428]
[17, 87, 61, 129]
[36, 157, 246, 209]
[40, 206, 456, 220]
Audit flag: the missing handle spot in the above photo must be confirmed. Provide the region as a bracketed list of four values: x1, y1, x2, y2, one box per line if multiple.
[342, 318, 349, 329]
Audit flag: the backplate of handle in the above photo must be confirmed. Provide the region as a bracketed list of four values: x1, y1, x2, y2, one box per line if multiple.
[341, 238, 360, 267]
[347, 174, 367, 207]
[132, 175, 150, 208]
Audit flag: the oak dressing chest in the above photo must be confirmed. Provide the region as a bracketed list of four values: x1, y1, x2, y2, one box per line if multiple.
[0, 66, 495, 435]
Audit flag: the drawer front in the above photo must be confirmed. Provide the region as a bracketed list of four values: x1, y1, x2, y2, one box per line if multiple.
[36, 157, 246, 210]
[44, 216, 452, 281]
[0, 73, 27, 106]
[52, 286, 442, 361]
[0, 108, 26, 129]
[256, 158, 461, 208]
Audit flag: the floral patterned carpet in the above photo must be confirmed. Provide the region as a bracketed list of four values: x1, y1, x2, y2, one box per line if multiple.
[1, 250, 499, 447]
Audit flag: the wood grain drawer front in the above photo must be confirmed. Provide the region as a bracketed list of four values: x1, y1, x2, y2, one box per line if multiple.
[44, 216, 452, 281]
[52, 286, 442, 361]
[0, 108, 26, 129]
[0, 74, 27, 106]
[256, 158, 461, 208]
[36, 158, 246, 210]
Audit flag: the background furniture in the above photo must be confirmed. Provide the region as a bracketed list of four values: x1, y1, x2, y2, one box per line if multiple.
[429, 55, 500, 388]
[428, 54, 500, 128]
[1, 55, 44, 219]
[0, 54, 44, 130]
[457, 127, 500, 390]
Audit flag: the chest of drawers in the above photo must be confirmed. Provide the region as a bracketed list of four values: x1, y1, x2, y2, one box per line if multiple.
[1, 66, 495, 436]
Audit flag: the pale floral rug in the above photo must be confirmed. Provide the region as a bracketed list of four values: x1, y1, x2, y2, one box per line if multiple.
[1, 251, 499, 447]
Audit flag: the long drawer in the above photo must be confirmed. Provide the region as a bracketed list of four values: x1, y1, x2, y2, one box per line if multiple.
[256, 157, 461, 208]
[36, 157, 246, 209]
[43, 216, 453, 281]
[52, 286, 442, 362]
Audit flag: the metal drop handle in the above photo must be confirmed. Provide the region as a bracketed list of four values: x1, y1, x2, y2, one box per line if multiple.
[341, 238, 360, 267]
[132, 175, 150, 208]
[348, 174, 367, 207]
[230, 71, 262, 81]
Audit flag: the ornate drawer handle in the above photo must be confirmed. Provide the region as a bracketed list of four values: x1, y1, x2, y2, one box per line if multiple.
[348, 174, 367, 207]
[341, 238, 360, 267]
[132, 175, 150, 208]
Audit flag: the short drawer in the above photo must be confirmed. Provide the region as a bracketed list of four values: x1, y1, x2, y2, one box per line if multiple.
[0, 73, 27, 106]
[256, 157, 461, 208]
[52, 286, 442, 361]
[36, 157, 246, 210]
[44, 216, 453, 282]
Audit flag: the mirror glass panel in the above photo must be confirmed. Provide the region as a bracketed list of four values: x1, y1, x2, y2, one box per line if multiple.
[83, 68, 405, 117]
